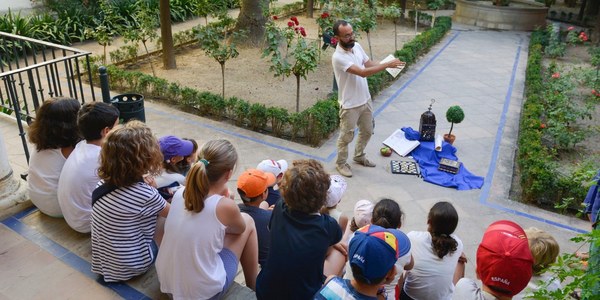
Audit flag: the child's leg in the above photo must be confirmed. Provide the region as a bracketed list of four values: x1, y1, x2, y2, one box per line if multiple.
[223, 213, 259, 290]
[323, 244, 347, 277]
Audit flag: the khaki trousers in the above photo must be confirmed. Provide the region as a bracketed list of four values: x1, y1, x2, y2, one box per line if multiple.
[336, 101, 374, 166]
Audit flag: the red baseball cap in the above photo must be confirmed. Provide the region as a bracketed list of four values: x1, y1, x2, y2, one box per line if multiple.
[476, 220, 534, 296]
[237, 169, 276, 198]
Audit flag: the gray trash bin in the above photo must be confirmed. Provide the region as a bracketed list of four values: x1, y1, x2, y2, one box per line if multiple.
[111, 93, 145, 123]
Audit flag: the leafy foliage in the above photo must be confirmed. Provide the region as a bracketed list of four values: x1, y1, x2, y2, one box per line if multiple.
[530, 230, 600, 299]
[262, 17, 319, 112]
[196, 14, 245, 99]
[445, 105, 464, 136]
[518, 29, 600, 207]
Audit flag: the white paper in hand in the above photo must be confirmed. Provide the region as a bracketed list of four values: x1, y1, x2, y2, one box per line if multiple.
[380, 54, 405, 78]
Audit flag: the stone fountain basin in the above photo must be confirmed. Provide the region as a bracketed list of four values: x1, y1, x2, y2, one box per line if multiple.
[453, 0, 548, 31]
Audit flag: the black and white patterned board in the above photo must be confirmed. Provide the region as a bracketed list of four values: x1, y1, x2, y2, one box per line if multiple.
[391, 160, 419, 175]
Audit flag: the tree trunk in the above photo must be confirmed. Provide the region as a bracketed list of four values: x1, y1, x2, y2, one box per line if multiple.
[366, 31, 373, 59]
[234, 0, 269, 47]
[586, 0, 600, 17]
[306, 0, 314, 18]
[296, 74, 300, 113]
[594, 15, 600, 46]
[448, 122, 454, 136]
[159, 0, 176, 69]
[142, 41, 156, 77]
[394, 22, 398, 52]
[221, 62, 226, 100]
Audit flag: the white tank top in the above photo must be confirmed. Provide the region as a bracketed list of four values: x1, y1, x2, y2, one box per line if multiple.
[156, 191, 227, 299]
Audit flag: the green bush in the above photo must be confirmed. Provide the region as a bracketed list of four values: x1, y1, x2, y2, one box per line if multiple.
[518, 28, 599, 208]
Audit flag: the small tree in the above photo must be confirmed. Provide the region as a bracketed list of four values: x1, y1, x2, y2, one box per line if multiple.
[86, 0, 123, 65]
[382, 4, 403, 52]
[262, 17, 320, 112]
[123, 0, 159, 76]
[331, 0, 377, 58]
[446, 105, 464, 136]
[197, 14, 245, 100]
[426, 0, 445, 28]
[354, 1, 378, 59]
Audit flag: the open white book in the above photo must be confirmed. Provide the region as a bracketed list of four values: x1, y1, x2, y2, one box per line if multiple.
[383, 129, 420, 157]
[380, 54, 405, 78]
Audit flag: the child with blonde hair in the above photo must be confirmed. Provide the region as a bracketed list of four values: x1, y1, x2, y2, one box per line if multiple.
[516, 227, 561, 298]
[91, 120, 169, 282]
[156, 139, 259, 299]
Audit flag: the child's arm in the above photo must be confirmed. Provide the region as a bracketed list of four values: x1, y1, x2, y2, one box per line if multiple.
[158, 202, 170, 218]
[453, 252, 467, 285]
[216, 196, 246, 234]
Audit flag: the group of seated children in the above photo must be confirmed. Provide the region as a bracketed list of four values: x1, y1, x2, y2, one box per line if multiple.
[26, 97, 566, 300]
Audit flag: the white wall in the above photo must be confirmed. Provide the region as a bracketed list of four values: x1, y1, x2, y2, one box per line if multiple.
[0, 0, 33, 12]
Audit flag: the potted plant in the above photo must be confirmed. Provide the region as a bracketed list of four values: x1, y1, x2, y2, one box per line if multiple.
[444, 105, 464, 144]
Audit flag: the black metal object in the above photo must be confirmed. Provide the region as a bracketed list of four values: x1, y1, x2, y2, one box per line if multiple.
[99, 66, 112, 103]
[112, 93, 145, 123]
[0, 31, 96, 163]
[419, 99, 436, 141]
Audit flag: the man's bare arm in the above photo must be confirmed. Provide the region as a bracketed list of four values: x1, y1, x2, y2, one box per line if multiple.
[346, 58, 405, 78]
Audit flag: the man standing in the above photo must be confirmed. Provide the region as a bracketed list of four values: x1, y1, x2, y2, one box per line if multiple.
[332, 20, 405, 177]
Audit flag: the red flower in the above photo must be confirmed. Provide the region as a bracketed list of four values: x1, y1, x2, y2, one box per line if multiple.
[321, 12, 330, 19]
[272, 15, 278, 20]
[330, 37, 338, 45]
[540, 123, 546, 129]
[300, 28, 306, 37]
[287, 21, 294, 27]
[291, 16, 299, 25]
[551, 72, 560, 79]
[593, 89, 599, 96]
[568, 26, 574, 31]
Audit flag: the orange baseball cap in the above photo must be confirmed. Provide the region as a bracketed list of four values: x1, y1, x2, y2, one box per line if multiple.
[237, 169, 276, 198]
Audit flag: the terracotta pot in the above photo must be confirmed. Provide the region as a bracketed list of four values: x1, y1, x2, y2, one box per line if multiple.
[444, 134, 456, 145]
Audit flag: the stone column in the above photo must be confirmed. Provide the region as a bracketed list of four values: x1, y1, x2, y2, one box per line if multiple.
[0, 132, 28, 218]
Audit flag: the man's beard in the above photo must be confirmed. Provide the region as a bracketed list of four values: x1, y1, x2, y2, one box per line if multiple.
[339, 39, 355, 49]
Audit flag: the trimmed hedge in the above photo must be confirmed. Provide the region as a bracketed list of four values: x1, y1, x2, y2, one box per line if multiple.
[517, 30, 597, 209]
[88, 14, 452, 146]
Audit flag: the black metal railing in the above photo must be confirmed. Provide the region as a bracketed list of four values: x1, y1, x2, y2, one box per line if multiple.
[0, 31, 96, 163]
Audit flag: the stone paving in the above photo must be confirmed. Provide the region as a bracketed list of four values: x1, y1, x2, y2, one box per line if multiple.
[0, 22, 594, 299]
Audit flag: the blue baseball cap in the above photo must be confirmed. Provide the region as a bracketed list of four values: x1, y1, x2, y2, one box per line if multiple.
[158, 135, 194, 161]
[349, 225, 401, 284]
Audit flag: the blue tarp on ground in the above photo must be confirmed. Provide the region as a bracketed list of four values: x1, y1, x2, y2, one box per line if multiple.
[403, 127, 484, 190]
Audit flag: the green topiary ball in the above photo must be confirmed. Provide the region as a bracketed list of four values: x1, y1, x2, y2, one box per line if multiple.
[446, 105, 465, 124]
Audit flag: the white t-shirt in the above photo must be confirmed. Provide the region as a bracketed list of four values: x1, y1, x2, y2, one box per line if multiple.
[332, 42, 372, 109]
[384, 251, 412, 300]
[513, 273, 561, 299]
[155, 171, 186, 189]
[57, 141, 101, 233]
[156, 191, 227, 299]
[403, 231, 464, 300]
[28, 148, 67, 217]
[453, 278, 499, 300]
